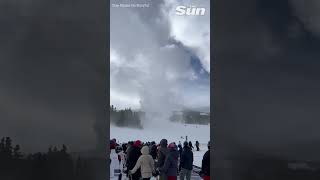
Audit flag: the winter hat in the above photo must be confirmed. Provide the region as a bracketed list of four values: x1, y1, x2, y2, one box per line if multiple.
[134, 140, 142, 147]
[110, 140, 116, 149]
[160, 139, 168, 147]
[183, 141, 189, 147]
[141, 146, 150, 155]
[168, 142, 177, 150]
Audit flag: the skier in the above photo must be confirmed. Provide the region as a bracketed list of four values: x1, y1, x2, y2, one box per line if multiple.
[159, 142, 179, 180]
[110, 140, 121, 179]
[177, 142, 183, 158]
[179, 141, 193, 180]
[199, 141, 210, 180]
[195, 141, 200, 151]
[127, 140, 142, 180]
[157, 139, 169, 180]
[188, 141, 194, 150]
[129, 145, 155, 180]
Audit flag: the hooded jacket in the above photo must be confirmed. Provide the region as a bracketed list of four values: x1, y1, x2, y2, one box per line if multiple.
[160, 148, 179, 176]
[130, 146, 155, 178]
[157, 139, 169, 168]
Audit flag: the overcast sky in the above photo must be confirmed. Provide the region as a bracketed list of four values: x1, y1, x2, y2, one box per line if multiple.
[110, 0, 210, 111]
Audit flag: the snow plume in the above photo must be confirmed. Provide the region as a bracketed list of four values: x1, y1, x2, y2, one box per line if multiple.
[162, 0, 210, 73]
[110, 0, 210, 127]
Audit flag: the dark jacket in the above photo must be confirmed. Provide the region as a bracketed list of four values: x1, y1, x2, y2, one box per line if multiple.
[179, 146, 193, 171]
[160, 149, 179, 176]
[127, 146, 142, 177]
[201, 150, 210, 176]
[189, 142, 194, 149]
[157, 139, 168, 168]
[150, 144, 157, 159]
[178, 144, 183, 155]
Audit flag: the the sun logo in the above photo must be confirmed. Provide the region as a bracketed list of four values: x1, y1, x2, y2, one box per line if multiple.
[175, 6, 206, 16]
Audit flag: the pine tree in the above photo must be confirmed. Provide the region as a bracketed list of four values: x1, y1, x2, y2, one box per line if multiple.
[53, 146, 58, 152]
[61, 144, 67, 154]
[0, 137, 4, 152]
[48, 146, 53, 154]
[13, 144, 22, 159]
[4, 137, 13, 159]
[117, 110, 125, 127]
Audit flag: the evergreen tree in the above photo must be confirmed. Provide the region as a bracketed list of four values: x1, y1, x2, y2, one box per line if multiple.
[116, 110, 125, 127]
[53, 146, 58, 153]
[4, 137, 13, 159]
[111, 105, 142, 128]
[48, 146, 53, 154]
[61, 144, 67, 154]
[13, 144, 22, 159]
[0, 137, 4, 152]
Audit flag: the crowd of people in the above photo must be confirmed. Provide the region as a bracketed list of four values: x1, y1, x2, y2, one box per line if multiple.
[109, 138, 210, 180]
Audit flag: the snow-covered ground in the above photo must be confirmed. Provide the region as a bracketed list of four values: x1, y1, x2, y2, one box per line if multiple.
[110, 122, 209, 179]
[110, 122, 210, 146]
[110, 148, 208, 180]
[111, 149, 207, 180]
[111, 122, 209, 165]
[193, 148, 208, 167]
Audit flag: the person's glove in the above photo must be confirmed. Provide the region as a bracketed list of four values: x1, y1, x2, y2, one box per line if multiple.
[198, 171, 204, 178]
[152, 170, 159, 177]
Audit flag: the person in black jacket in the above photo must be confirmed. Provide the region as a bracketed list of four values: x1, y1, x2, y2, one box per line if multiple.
[188, 141, 194, 150]
[127, 140, 142, 180]
[179, 141, 193, 180]
[200, 141, 210, 180]
[195, 141, 200, 151]
[178, 142, 183, 158]
[150, 141, 157, 160]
